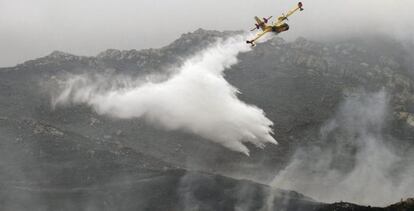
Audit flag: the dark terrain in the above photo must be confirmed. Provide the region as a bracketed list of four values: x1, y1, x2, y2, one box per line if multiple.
[1, 29, 414, 210]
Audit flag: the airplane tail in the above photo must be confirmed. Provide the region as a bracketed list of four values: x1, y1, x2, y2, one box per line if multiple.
[298, 2, 304, 11]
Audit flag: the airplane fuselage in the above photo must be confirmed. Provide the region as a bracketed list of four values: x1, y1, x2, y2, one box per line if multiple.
[271, 23, 289, 33]
[260, 23, 290, 35]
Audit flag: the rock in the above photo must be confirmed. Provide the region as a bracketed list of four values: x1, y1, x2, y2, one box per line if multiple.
[33, 123, 64, 137]
[397, 112, 414, 127]
[380, 56, 400, 69]
[47, 51, 75, 59]
[406, 114, 414, 127]
[115, 129, 123, 136]
[90, 117, 100, 126]
[96, 49, 122, 59]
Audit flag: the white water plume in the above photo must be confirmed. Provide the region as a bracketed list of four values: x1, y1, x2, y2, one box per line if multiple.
[52, 35, 276, 155]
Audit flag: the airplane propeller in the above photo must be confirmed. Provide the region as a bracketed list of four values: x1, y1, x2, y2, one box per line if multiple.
[277, 13, 289, 22]
[250, 16, 273, 31]
[263, 16, 273, 23]
[250, 24, 260, 31]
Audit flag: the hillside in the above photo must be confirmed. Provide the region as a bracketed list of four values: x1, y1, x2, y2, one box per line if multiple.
[1, 29, 414, 210]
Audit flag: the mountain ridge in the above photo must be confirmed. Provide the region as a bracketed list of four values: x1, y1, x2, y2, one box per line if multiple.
[1, 28, 414, 210]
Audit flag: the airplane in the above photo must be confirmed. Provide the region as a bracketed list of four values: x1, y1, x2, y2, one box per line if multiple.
[246, 2, 304, 46]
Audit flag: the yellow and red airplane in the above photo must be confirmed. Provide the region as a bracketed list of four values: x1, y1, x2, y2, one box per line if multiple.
[247, 2, 304, 46]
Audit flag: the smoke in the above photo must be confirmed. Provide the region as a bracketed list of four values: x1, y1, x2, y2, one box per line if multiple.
[52, 35, 276, 155]
[270, 90, 414, 206]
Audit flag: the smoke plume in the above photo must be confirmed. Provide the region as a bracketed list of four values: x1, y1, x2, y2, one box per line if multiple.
[270, 90, 414, 206]
[52, 35, 276, 155]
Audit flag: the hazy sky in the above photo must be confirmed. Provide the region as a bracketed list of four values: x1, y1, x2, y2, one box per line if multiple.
[1, 0, 413, 67]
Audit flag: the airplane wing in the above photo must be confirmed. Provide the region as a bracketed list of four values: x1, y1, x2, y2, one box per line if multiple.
[246, 28, 273, 46]
[254, 16, 267, 31]
[274, 2, 303, 26]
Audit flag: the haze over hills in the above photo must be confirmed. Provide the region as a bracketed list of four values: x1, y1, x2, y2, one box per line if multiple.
[1, 29, 414, 210]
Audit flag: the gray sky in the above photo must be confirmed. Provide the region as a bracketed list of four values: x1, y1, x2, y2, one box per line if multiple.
[1, 0, 413, 67]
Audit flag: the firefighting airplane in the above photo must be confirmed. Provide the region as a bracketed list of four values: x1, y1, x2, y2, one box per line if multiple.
[246, 2, 304, 46]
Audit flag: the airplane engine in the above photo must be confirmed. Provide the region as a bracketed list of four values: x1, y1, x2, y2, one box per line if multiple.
[263, 16, 272, 23]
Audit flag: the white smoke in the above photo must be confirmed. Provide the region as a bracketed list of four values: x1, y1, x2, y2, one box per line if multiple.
[52, 35, 276, 155]
[270, 90, 414, 206]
